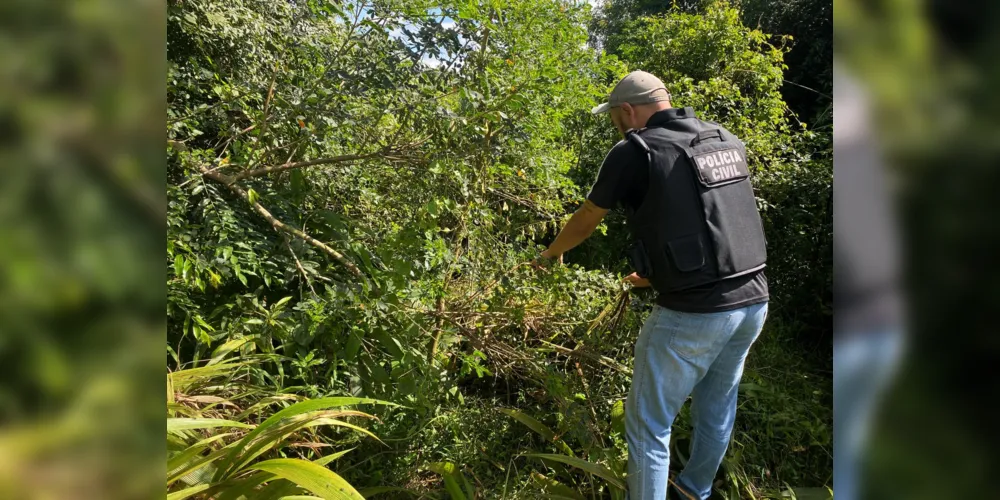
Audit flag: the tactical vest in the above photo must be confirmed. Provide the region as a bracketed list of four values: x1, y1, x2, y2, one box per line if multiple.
[623, 109, 767, 293]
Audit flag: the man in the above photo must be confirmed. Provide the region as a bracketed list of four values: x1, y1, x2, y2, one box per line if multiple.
[832, 63, 904, 500]
[537, 71, 770, 500]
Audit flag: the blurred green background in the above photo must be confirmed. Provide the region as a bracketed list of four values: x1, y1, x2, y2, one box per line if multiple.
[836, 0, 1000, 497]
[0, 0, 164, 498]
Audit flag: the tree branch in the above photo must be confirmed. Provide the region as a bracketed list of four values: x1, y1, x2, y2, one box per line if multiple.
[229, 150, 384, 183]
[537, 340, 631, 376]
[285, 236, 317, 296]
[199, 165, 363, 278]
[259, 61, 280, 140]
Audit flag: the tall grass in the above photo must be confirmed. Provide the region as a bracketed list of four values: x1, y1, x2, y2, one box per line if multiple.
[167, 354, 398, 499]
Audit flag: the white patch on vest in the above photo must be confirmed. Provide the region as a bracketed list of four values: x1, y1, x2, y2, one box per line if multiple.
[694, 148, 747, 185]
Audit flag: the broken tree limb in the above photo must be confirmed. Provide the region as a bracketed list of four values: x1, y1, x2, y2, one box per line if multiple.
[537, 340, 632, 376]
[229, 150, 385, 183]
[199, 165, 363, 278]
[226, 138, 426, 183]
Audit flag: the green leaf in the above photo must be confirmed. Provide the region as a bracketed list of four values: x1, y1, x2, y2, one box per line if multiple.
[174, 254, 186, 277]
[610, 399, 626, 435]
[398, 372, 416, 395]
[273, 296, 294, 309]
[193, 315, 215, 332]
[344, 332, 362, 361]
[167, 418, 254, 433]
[530, 472, 586, 500]
[371, 329, 404, 359]
[168, 442, 236, 485]
[363, 356, 390, 384]
[499, 408, 556, 441]
[220, 412, 351, 478]
[256, 479, 300, 500]
[500, 409, 573, 456]
[526, 454, 625, 490]
[169, 362, 242, 389]
[248, 188, 260, 205]
[167, 484, 212, 500]
[304, 416, 383, 444]
[209, 337, 253, 365]
[426, 462, 467, 500]
[425, 199, 439, 216]
[213, 471, 276, 500]
[218, 398, 397, 479]
[442, 475, 467, 500]
[314, 447, 356, 466]
[250, 458, 365, 500]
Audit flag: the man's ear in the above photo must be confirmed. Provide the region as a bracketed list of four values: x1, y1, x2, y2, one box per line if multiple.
[619, 102, 636, 128]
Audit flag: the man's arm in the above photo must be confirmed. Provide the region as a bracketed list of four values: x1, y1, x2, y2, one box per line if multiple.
[540, 199, 609, 259]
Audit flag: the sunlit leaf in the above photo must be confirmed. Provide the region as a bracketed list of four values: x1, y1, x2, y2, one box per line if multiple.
[250, 458, 365, 500]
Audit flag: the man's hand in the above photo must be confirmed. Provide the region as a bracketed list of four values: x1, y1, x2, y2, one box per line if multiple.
[532, 251, 563, 270]
[623, 272, 651, 288]
[534, 199, 607, 271]
[540, 249, 563, 264]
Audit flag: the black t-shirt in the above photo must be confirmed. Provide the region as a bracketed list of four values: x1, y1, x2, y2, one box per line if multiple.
[587, 132, 769, 313]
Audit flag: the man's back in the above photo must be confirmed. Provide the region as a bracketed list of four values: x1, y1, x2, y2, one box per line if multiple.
[587, 107, 769, 313]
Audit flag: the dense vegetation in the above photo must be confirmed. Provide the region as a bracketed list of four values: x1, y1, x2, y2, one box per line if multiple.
[167, 0, 831, 498]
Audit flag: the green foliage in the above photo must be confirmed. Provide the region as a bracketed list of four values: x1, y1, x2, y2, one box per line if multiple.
[166, 357, 391, 499]
[741, 0, 832, 124]
[754, 156, 832, 333]
[607, 4, 792, 150]
[593, 0, 832, 123]
[527, 453, 626, 491]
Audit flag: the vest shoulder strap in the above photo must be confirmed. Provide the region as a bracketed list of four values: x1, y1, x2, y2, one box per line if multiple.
[625, 128, 650, 154]
[691, 128, 725, 146]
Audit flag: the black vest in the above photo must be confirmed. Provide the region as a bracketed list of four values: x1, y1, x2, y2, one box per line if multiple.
[624, 107, 767, 293]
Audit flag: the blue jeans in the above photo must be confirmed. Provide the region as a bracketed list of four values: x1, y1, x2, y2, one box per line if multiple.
[626, 302, 768, 500]
[833, 329, 902, 500]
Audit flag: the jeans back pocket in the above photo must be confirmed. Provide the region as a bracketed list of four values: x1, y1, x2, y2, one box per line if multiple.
[664, 310, 735, 362]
